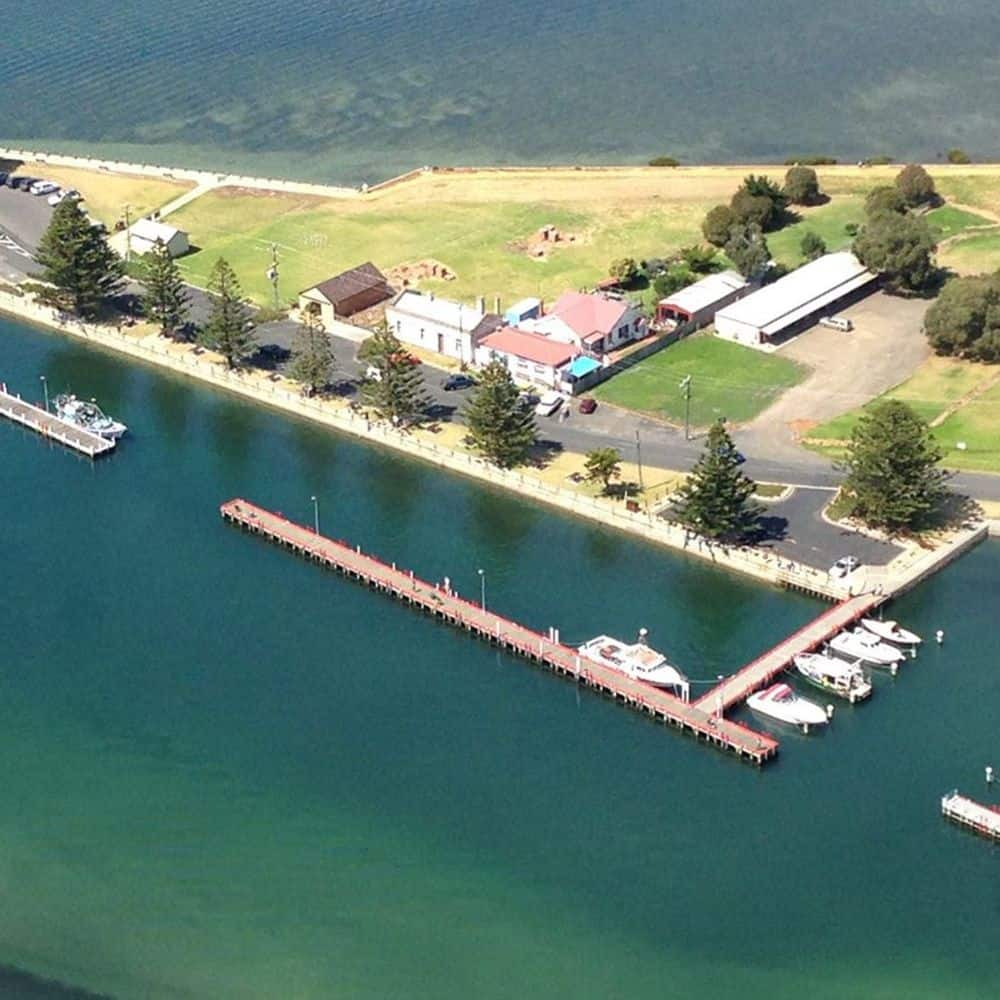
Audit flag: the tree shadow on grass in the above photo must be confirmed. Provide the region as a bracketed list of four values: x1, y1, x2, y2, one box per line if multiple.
[527, 438, 564, 469]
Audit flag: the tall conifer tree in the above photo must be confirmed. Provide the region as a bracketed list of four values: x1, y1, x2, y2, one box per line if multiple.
[289, 309, 336, 395]
[199, 258, 255, 368]
[464, 360, 536, 468]
[141, 239, 188, 337]
[358, 327, 430, 425]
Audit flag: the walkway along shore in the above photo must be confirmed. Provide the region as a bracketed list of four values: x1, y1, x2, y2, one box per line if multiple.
[0, 288, 986, 598]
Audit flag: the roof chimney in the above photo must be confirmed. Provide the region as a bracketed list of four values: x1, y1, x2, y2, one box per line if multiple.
[476, 295, 485, 313]
[494, 295, 501, 314]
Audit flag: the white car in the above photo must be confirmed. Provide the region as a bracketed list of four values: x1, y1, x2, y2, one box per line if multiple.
[47, 188, 81, 207]
[535, 390, 564, 417]
[819, 315, 853, 332]
[829, 556, 860, 579]
[29, 180, 59, 197]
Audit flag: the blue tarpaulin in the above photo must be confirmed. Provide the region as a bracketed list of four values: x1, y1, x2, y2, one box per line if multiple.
[568, 356, 601, 378]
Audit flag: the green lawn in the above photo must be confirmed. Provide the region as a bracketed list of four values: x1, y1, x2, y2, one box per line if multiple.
[924, 204, 994, 239]
[592, 334, 805, 426]
[939, 228, 1000, 276]
[805, 356, 1000, 471]
[766, 196, 866, 268]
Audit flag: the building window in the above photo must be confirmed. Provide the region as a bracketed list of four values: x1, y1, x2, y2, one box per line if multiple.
[454, 338, 462, 354]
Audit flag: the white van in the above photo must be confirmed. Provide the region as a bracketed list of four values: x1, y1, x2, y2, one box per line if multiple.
[535, 391, 564, 417]
[819, 315, 853, 332]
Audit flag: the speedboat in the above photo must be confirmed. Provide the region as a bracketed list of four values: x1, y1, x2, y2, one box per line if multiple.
[53, 393, 127, 440]
[746, 682, 830, 733]
[860, 618, 922, 647]
[794, 652, 872, 703]
[829, 628, 905, 669]
[578, 634, 689, 701]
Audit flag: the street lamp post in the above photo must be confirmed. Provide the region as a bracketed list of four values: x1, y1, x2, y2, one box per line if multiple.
[39, 375, 49, 412]
[311, 495, 320, 534]
[477, 568, 486, 611]
[679, 375, 692, 440]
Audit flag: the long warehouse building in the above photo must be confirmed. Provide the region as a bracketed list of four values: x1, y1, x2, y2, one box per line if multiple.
[714, 252, 877, 347]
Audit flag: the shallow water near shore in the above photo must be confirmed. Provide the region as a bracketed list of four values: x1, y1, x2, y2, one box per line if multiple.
[3, 1, 1000, 183]
[1, 312, 998, 999]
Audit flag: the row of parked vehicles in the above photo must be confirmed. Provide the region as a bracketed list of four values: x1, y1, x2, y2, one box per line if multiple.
[0, 170, 81, 206]
[440, 372, 597, 417]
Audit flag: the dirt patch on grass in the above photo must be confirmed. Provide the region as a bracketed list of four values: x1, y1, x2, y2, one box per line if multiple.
[509, 223, 583, 259]
[386, 258, 457, 286]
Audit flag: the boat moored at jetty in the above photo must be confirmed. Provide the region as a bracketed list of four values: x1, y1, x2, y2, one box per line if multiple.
[794, 652, 872, 703]
[861, 618, 921, 648]
[829, 628, 905, 670]
[578, 633, 690, 701]
[746, 682, 830, 733]
[941, 790, 1000, 841]
[53, 393, 127, 440]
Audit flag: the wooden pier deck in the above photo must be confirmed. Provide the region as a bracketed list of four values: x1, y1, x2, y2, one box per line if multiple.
[941, 791, 1000, 841]
[221, 499, 780, 765]
[0, 385, 114, 457]
[693, 593, 883, 713]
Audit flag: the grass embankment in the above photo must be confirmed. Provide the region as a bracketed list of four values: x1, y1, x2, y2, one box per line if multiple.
[22, 161, 193, 226]
[805, 356, 1000, 471]
[591, 333, 805, 427]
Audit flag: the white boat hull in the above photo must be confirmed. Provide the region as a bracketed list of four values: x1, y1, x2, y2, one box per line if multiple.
[829, 629, 905, 668]
[746, 685, 829, 732]
[861, 618, 921, 646]
[794, 654, 872, 703]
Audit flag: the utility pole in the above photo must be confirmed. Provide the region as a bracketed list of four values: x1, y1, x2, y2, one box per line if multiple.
[635, 428, 645, 494]
[266, 243, 280, 311]
[477, 568, 486, 611]
[123, 204, 132, 264]
[679, 375, 692, 441]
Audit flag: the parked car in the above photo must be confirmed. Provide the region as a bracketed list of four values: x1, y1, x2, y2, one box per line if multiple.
[819, 315, 853, 332]
[535, 390, 564, 417]
[578, 397, 597, 414]
[48, 187, 81, 207]
[443, 373, 475, 391]
[29, 180, 59, 197]
[829, 556, 860, 579]
[364, 364, 383, 382]
[9, 176, 38, 191]
[0, 171, 8, 186]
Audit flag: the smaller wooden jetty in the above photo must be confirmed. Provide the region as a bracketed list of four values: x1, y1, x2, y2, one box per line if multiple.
[941, 791, 1000, 841]
[221, 499, 780, 765]
[0, 384, 114, 457]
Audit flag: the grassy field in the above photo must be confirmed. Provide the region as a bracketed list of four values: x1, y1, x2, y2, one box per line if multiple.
[23, 161, 193, 226]
[939, 228, 1000, 275]
[805, 356, 1000, 471]
[767, 196, 865, 267]
[924, 204, 994, 239]
[591, 334, 805, 427]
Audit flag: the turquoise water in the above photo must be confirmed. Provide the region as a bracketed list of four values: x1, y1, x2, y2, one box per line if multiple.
[0, 312, 998, 999]
[3, 2, 1000, 183]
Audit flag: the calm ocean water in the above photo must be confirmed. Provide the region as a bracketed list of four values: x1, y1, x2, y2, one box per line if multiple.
[2, 1, 1000, 183]
[0, 315, 997, 998]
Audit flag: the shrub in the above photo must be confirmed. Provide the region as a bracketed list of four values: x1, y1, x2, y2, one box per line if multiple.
[946, 148, 971, 164]
[865, 185, 907, 217]
[703, 204, 736, 246]
[648, 156, 680, 167]
[783, 156, 837, 166]
[800, 232, 827, 261]
[784, 165, 822, 205]
[608, 257, 640, 284]
[844, 222, 860, 236]
[895, 164, 937, 207]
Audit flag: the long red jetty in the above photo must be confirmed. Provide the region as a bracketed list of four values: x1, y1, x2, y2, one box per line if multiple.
[220, 499, 885, 766]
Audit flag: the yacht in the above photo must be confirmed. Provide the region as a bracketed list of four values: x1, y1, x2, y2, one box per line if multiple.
[53, 394, 128, 440]
[860, 618, 922, 647]
[829, 627, 906, 669]
[746, 683, 830, 733]
[578, 633, 689, 701]
[794, 652, 872, 703]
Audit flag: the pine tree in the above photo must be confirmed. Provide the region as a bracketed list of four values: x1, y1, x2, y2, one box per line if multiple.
[673, 420, 762, 541]
[199, 258, 255, 368]
[357, 327, 430, 425]
[584, 447, 622, 492]
[838, 400, 951, 533]
[141, 239, 188, 337]
[464, 360, 536, 467]
[289, 310, 335, 395]
[34, 199, 124, 317]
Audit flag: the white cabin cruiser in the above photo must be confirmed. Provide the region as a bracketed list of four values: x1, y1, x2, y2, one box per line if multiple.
[746, 683, 830, 733]
[794, 652, 872, 703]
[53, 393, 127, 440]
[860, 618, 922, 647]
[578, 634, 690, 701]
[829, 627, 906, 669]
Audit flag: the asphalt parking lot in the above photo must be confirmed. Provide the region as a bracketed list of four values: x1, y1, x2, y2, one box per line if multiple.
[0, 181, 53, 282]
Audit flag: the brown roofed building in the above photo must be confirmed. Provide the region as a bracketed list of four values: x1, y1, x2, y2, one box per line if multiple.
[298, 263, 394, 327]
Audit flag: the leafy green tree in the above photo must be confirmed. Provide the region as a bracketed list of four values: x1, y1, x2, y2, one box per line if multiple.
[584, 447, 622, 492]
[358, 327, 430, 425]
[34, 199, 124, 318]
[838, 400, 950, 533]
[464, 360, 536, 467]
[864, 185, 907, 218]
[702, 204, 736, 247]
[853, 211, 937, 292]
[141, 239, 188, 337]
[653, 264, 694, 299]
[784, 165, 821, 205]
[800, 231, 827, 261]
[895, 164, 937, 208]
[608, 257, 640, 284]
[741, 174, 789, 209]
[199, 258, 255, 368]
[289, 309, 336, 395]
[679, 244, 719, 273]
[724, 223, 771, 279]
[730, 189, 777, 230]
[672, 420, 762, 541]
[946, 148, 971, 164]
[923, 274, 1000, 360]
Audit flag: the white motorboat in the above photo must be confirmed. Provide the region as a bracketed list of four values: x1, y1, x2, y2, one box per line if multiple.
[578, 634, 690, 701]
[53, 393, 128, 440]
[860, 618, 922, 647]
[829, 627, 905, 669]
[794, 652, 872, 703]
[746, 682, 830, 733]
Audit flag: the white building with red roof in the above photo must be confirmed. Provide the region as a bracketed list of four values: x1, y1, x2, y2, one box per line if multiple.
[475, 326, 580, 389]
[527, 291, 647, 355]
